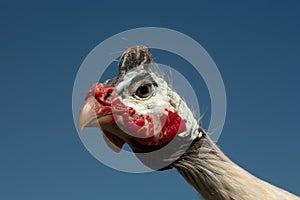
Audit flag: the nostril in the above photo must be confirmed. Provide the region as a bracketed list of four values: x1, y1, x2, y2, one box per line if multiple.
[85, 83, 115, 106]
[104, 91, 112, 102]
[95, 85, 115, 106]
[85, 83, 102, 99]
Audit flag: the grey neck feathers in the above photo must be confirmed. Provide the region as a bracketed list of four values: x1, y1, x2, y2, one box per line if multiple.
[171, 128, 299, 200]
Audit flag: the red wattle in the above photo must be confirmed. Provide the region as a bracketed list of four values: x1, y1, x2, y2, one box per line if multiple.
[111, 96, 186, 146]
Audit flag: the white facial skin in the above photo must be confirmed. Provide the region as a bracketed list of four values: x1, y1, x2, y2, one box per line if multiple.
[110, 68, 200, 146]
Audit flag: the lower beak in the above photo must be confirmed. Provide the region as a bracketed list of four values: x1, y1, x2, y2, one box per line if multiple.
[77, 96, 113, 132]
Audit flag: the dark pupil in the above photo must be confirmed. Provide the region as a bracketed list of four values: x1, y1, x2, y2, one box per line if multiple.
[136, 84, 151, 98]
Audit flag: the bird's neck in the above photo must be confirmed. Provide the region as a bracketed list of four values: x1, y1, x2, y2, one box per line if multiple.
[171, 128, 298, 200]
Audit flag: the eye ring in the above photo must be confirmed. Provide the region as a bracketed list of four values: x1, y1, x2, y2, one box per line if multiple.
[134, 84, 153, 99]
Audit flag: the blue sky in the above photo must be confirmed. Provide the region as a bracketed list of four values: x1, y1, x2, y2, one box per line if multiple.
[1, 1, 299, 199]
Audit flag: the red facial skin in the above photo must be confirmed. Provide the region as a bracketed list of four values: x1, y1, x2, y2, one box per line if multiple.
[85, 83, 114, 117]
[111, 97, 186, 146]
[89, 83, 186, 146]
[86, 83, 114, 106]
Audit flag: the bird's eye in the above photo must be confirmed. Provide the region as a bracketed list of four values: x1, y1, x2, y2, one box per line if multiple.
[135, 84, 152, 99]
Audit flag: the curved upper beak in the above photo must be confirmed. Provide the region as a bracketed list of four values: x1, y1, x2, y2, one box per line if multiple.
[77, 96, 114, 132]
[77, 84, 127, 152]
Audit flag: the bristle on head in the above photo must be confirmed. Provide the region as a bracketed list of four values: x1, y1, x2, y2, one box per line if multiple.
[118, 45, 153, 74]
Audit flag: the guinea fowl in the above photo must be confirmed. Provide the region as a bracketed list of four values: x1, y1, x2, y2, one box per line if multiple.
[78, 45, 299, 200]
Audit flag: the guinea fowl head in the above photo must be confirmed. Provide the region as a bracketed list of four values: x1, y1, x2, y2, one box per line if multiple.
[78, 46, 201, 164]
[77, 46, 300, 200]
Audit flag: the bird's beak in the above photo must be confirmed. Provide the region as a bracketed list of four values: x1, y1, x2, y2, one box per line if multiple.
[77, 84, 127, 152]
[78, 96, 114, 132]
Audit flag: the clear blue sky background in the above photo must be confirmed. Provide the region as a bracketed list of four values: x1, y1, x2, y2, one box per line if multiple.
[1, 1, 299, 199]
